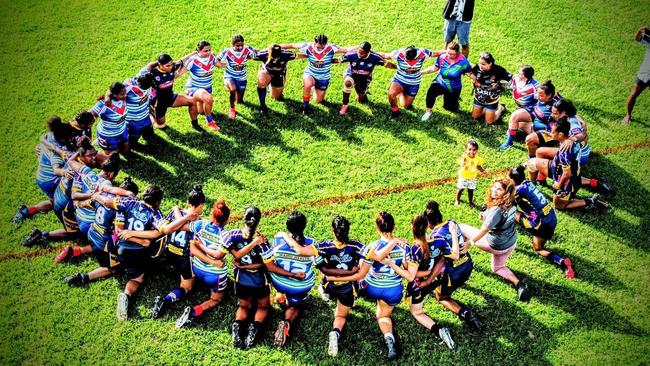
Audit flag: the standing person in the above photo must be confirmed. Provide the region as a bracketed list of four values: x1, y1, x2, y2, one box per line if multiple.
[405, 215, 455, 349]
[456, 139, 485, 207]
[124, 73, 155, 146]
[386, 46, 442, 119]
[459, 178, 532, 302]
[220, 206, 272, 349]
[441, 0, 475, 57]
[141, 53, 197, 129]
[276, 215, 365, 357]
[184, 40, 220, 131]
[424, 201, 482, 331]
[255, 44, 297, 114]
[421, 41, 472, 120]
[91, 82, 130, 156]
[216, 34, 258, 120]
[469, 52, 512, 125]
[338, 41, 396, 116]
[262, 211, 316, 347]
[282, 35, 354, 114]
[508, 165, 575, 278]
[325, 212, 416, 360]
[623, 26, 650, 124]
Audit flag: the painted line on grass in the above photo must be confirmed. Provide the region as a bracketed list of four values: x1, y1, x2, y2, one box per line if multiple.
[3, 139, 649, 264]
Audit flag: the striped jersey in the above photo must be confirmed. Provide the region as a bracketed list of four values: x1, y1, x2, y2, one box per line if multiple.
[124, 81, 151, 122]
[433, 53, 472, 92]
[188, 220, 227, 276]
[92, 99, 127, 137]
[36, 133, 66, 187]
[73, 165, 110, 225]
[511, 77, 539, 109]
[532, 94, 563, 126]
[568, 116, 591, 160]
[297, 42, 340, 81]
[361, 239, 413, 288]
[53, 160, 76, 212]
[390, 48, 435, 85]
[263, 235, 321, 291]
[184, 53, 217, 90]
[216, 46, 257, 80]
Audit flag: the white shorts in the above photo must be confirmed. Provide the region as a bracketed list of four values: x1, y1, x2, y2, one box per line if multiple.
[457, 177, 477, 190]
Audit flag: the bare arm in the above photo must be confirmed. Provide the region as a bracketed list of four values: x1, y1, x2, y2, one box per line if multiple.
[421, 65, 440, 75]
[230, 235, 266, 260]
[190, 239, 225, 267]
[382, 258, 418, 282]
[368, 238, 401, 261]
[276, 232, 317, 256]
[325, 262, 370, 282]
[319, 265, 358, 277]
[264, 260, 305, 280]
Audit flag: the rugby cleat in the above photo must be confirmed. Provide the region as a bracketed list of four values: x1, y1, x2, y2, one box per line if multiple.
[175, 306, 193, 328]
[591, 194, 611, 211]
[150, 296, 166, 319]
[597, 179, 615, 197]
[206, 121, 220, 132]
[339, 104, 349, 116]
[517, 278, 532, 302]
[437, 326, 456, 350]
[228, 108, 237, 120]
[300, 105, 312, 115]
[318, 284, 331, 302]
[498, 142, 512, 152]
[389, 109, 400, 120]
[273, 320, 290, 347]
[116, 293, 129, 321]
[384, 334, 398, 359]
[244, 322, 258, 349]
[421, 111, 432, 122]
[54, 246, 74, 263]
[22, 228, 44, 247]
[563, 258, 575, 279]
[12, 205, 29, 223]
[327, 330, 339, 357]
[232, 321, 245, 349]
[464, 311, 483, 332]
[64, 273, 88, 287]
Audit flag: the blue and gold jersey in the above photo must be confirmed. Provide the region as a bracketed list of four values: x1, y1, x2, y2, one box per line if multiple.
[429, 220, 472, 271]
[316, 239, 364, 272]
[113, 197, 163, 250]
[221, 228, 270, 287]
[164, 209, 194, 257]
[340, 51, 386, 79]
[256, 49, 296, 75]
[551, 140, 581, 183]
[515, 181, 554, 218]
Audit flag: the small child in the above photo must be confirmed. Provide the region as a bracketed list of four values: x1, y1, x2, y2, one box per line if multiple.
[456, 139, 485, 207]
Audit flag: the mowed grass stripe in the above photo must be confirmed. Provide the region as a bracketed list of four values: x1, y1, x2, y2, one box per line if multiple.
[3, 139, 648, 264]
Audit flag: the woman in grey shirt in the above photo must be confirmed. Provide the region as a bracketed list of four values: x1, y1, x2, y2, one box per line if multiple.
[459, 178, 531, 302]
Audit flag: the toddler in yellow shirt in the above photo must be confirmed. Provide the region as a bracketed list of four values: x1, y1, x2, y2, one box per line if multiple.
[456, 139, 485, 207]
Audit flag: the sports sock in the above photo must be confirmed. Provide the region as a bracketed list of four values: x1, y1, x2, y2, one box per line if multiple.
[163, 287, 185, 304]
[257, 87, 267, 107]
[342, 92, 350, 105]
[253, 321, 262, 329]
[537, 173, 547, 181]
[191, 305, 203, 318]
[42, 232, 50, 239]
[584, 198, 595, 207]
[505, 129, 517, 145]
[72, 247, 83, 257]
[332, 327, 341, 337]
[27, 206, 38, 216]
[229, 91, 236, 108]
[205, 114, 213, 123]
[547, 252, 564, 267]
[590, 178, 598, 188]
[303, 95, 310, 108]
[430, 323, 441, 333]
[391, 106, 399, 112]
[458, 307, 469, 320]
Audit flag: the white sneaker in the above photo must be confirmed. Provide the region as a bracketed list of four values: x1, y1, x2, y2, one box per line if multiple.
[318, 284, 331, 302]
[438, 327, 455, 350]
[421, 111, 433, 121]
[116, 293, 129, 321]
[328, 331, 339, 356]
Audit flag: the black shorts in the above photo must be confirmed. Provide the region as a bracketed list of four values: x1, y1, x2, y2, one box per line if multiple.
[235, 282, 271, 300]
[351, 74, 371, 95]
[151, 93, 178, 119]
[406, 280, 437, 305]
[436, 260, 473, 298]
[269, 72, 286, 88]
[93, 248, 121, 269]
[117, 247, 150, 279]
[166, 252, 194, 280]
[636, 77, 650, 90]
[536, 131, 560, 148]
[324, 282, 357, 308]
[427, 81, 461, 112]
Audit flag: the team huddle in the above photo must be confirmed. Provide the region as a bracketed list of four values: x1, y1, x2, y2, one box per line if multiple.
[12, 32, 619, 359]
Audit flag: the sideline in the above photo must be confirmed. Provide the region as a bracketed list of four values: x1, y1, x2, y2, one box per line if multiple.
[2, 140, 649, 264]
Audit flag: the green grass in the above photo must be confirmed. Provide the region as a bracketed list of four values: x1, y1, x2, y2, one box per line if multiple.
[0, 0, 649, 365]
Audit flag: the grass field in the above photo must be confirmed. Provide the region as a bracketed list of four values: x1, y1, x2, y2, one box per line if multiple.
[1, 0, 649, 365]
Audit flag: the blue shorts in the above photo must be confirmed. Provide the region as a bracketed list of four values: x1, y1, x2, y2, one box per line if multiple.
[436, 259, 473, 297]
[96, 129, 128, 151]
[127, 118, 153, 140]
[36, 178, 59, 199]
[271, 278, 311, 307]
[392, 79, 420, 97]
[523, 212, 557, 240]
[579, 146, 590, 166]
[443, 19, 471, 45]
[360, 281, 402, 306]
[194, 266, 227, 293]
[532, 117, 550, 132]
[186, 86, 213, 96]
[77, 220, 92, 238]
[473, 99, 498, 111]
[88, 226, 113, 252]
[224, 78, 247, 93]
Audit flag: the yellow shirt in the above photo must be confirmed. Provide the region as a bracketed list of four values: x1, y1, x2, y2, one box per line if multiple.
[459, 153, 484, 179]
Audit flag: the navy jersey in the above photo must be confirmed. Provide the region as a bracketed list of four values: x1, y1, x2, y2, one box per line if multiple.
[165, 209, 194, 257]
[112, 197, 164, 250]
[515, 181, 554, 219]
[429, 220, 472, 273]
[256, 50, 296, 75]
[146, 62, 183, 100]
[316, 239, 364, 285]
[470, 64, 512, 105]
[532, 94, 563, 126]
[52, 160, 76, 212]
[409, 240, 439, 272]
[551, 141, 581, 183]
[71, 124, 92, 141]
[221, 229, 270, 287]
[340, 51, 386, 79]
